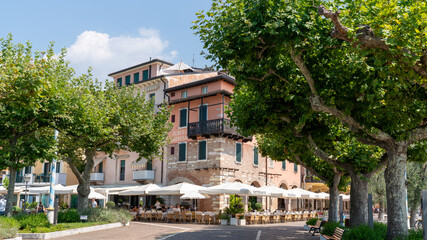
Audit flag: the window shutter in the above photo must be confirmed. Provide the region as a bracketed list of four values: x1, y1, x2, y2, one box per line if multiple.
[282, 161, 286, 170]
[236, 143, 242, 162]
[179, 143, 186, 161]
[294, 163, 298, 172]
[253, 147, 258, 165]
[143, 70, 149, 80]
[117, 78, 122, 87]
[199, 141, 207, 160]
[134, 72, 139, 83]
[125, 75, 131, 85]
[179, 109, 187, 127]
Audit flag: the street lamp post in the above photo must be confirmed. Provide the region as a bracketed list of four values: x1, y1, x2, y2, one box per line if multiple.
[23, 174, 31, 211]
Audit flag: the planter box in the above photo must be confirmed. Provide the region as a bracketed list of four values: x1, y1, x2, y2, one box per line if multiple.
[303, 225, 310, 230]
[18, 222, 127, 239]
[220, 219, 228, 226]
[230, 218, 238, 226]
[238, 219, 246, 226]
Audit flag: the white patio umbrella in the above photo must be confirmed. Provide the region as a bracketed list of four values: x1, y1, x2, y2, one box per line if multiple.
[27, 184, 73, 195]
[118, 183, 161, 196]
[162, 61, 194, 73]
[287, 188, 317, 199]
[318, 192, 330, 199]
[180, 192, 209, 200]
[200, 182, 267, 196]
[258, 186, 296, 198]
[89, 190, 106, 200]
[147, 182, 205, 195]
[340, 194, 350, 201]
[0, 186, 22, 194]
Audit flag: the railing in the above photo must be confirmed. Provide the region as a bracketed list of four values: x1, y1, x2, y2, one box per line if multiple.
[32, 173, 67, 185]
[133, 170, 155, 181]
[90, 172, 105, 182]
[188, 118, 241, 138]
[305, 176, 324, 183]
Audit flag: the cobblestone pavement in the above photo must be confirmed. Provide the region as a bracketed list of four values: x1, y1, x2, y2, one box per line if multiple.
[56, 221, 318, 240]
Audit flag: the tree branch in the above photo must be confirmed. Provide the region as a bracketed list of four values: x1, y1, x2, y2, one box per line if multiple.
[293, 154, 330, 183]
[67, 159, 85, 183]
[248, 69, 288, 83]
[290, 48, 317, 94]
[408, 124, 427, 144]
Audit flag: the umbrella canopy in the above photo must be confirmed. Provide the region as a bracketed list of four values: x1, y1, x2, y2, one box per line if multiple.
[200, 182, 267, 196]
[180, 192, 209, 199]
[147, 182, 205, 196]
[162, 61, 194, 73]
[287, 188, 317, 199]
[118, 183, 161, 196]
[89, 190, 106, 200]
[318, 192, 330, 199]
[0, 186, 22, 194]
[258, 186, 292, 197]
[27, 184, 73, 195]
[340, 194, 350, 201]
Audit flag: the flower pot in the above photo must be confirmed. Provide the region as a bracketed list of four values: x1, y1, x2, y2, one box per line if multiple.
[220, 219, 228, 225]
[238, 219, 246, 226]
[230, 217, 238, 226]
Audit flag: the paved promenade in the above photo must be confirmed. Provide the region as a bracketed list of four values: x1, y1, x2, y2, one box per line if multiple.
[57, 221, 316, 240]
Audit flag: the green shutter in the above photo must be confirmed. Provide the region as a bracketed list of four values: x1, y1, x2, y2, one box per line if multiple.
[117, 78, 122, 87]
[134, 73, 139, 83]
[98, 162, 103, 173]
[294, 163, 298, 172]
[253, 147, 258, 165]
[179, 108, 187, 127]
[147, 160, 152, 170]
[149, 93, 155, 102]
[236, 143, 242, 162]
[282, 161, 286, 170]
[179, 143, 186, 161]
[125, 75, 131, 85]
[199, 141, 207, 160]
[143, 70, 149, 80]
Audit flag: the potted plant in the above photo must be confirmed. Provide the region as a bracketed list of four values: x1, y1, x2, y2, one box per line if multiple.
[225, 195, 244, 226]
[238, 214, 246, 225]
[219, 213, 230, 225]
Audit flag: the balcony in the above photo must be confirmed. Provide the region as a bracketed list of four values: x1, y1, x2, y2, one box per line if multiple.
[133, 170, 155, 181]
[187, 118, 251, 141]
[90, 172, 105, 182]
[32, 173, 67, 185]
[305, 176, 324, 183]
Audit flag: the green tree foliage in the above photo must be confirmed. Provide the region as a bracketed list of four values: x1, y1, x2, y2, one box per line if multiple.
[57, 75, 171, 211]
[193, 1, 426, 238]
[224, 195, 244, 217]
[0, 35, 72, 216]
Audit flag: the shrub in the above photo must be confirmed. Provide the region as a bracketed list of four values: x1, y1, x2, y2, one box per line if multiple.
[13, 213, 50, 230]
[342, 222, 386, 240]
[82, 208, 132, 224]
[254, 203, 262, 211]
[106, 201, 115, 209]
[0, 216, 20, 239]
[58, 209, 80, 223]
[219, 213, 230, 220]
[306, 218, 319, 226]
[406, 229, 423, 240]
[12, 206, 22, 214]
[59, 202, 69, 210]
[29, 201, 38, 209]
[320, 221, 343, 236]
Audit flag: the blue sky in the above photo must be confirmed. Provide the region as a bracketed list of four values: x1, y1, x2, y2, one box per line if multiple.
[1, 0, 213, 81]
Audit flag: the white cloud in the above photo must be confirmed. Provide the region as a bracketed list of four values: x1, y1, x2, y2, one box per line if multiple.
[66, 28, 178, 82]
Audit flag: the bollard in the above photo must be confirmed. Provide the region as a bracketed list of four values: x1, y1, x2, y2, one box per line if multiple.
[368, 194, 374, 229]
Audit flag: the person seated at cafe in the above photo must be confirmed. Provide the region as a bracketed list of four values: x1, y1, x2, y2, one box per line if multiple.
[36, 202, 45, 214]
[154, 200, 161, 210]
[131, 206, 138, 212]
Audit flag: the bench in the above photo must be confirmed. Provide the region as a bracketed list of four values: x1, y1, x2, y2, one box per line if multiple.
[308, 219, 323, 236]
[322, 227, 345, 240]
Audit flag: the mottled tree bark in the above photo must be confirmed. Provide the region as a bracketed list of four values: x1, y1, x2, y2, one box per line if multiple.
[328, 173, 341, 222]
[410, 208, 417, 228]
[385, 143, 408, 239]
[349, 172, 369, 227]
[378, 200, 384, 220]
[5, 167, 17, 216]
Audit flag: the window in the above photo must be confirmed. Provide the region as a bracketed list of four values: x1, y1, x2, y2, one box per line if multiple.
[171, 92, 175, 97]
[236, 143, 242, 163]
[198, 140, 207, 160]
[199, 104, 207, 122]
[181, 91, 187, 98]
[117, 78, 122, 87]
[43, 163, 50, 175]
[56, 162, 61, 173]
[149, 93, 155, 102]
[125, 75, 131, 85]
[178, 143, 186, 162]
[147, 160, 152, 170]
[282, 160, 286, 170]
[171, 115, 175, 123]
[134, 72, 139, 83]
[269, 158, 274, 168]
[202, 86, 208, 94]
[179, 108, 187, 128]
[98, 162, 103, 173]
[294, 163, 298, 172]
[253, 147, 258, 165]
[143, 70, 149, 80]
[120, 160, 125, 181]
[24, 166, 31, 174]
[171, 146, 175, 155]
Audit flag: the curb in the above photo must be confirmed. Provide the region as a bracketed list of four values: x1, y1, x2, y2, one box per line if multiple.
[5, 237, 22, 240]
[18, 222, 128, 239]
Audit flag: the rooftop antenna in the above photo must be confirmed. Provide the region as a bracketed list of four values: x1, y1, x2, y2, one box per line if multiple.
[192, 53, 195, 67]
[150, 57, 152, 61]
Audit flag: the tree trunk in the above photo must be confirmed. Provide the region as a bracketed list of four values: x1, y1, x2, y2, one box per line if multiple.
[349, 172, 368, 227]
[378, 200, 384, 220]
[409, 207, 417, 228]
[328, 173, 341, 222]
[77, 181, 90, 212]
[5, 167, 17, 216]
[384, 143, 408, 239]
